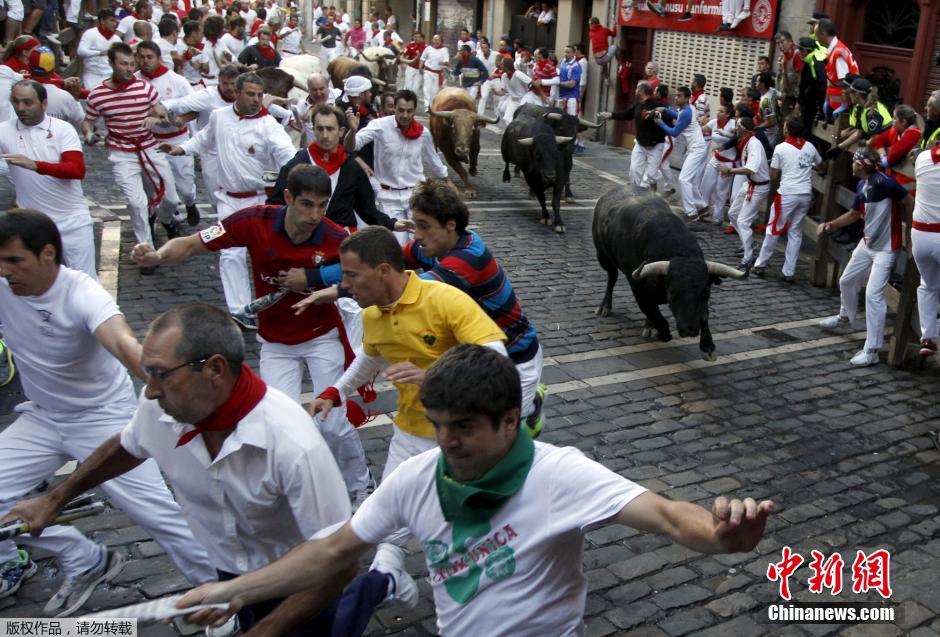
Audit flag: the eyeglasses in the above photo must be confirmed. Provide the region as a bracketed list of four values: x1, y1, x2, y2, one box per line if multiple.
[143, 357, 209, 382]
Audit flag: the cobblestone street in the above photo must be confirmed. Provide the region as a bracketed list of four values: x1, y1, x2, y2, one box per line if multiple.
[2, 119, 940, 636]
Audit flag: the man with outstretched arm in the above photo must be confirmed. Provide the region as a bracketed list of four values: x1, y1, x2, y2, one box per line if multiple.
[175, 344, 774, 636]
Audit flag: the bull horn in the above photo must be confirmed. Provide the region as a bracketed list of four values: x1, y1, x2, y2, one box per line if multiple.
[706, 261, 747, 279]
[578, 117, 603, 129]
[430, 110, 455, 119]
[632, 261, 670, 279]
[555, 136, 574, 145]
[517, 137, 534, 146]
[475, 113, 499, 124]
[543, 112, 563, 121]
[371, 78, 387, 86]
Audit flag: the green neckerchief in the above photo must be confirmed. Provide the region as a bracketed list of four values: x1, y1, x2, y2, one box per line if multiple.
[435, 429, 535, 525]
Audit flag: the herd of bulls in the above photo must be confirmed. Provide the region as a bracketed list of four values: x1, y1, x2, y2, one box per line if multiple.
[257, 50, 748, 360]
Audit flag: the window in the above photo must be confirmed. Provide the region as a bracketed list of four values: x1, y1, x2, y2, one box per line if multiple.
[862, 0, 920, 49]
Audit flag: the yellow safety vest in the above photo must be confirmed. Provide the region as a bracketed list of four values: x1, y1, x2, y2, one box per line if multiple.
[803, 45, 826, 80]
[861, 102, 891, 134]
[922, 125, 940, 150]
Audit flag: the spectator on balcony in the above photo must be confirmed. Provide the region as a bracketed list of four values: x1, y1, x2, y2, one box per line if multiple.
[718, 0, 750, 31]
[870, 104, 922, 190]
[622, 1, 665, 16]
[524, 4, 540, 19]
[678, 0, 705, 22]
[587, 17, 617, 66]
[537, 3, 555, 25]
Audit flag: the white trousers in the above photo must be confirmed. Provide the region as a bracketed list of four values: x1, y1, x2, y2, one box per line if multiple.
[478, 78, 500, 114]
[699, 159, 735, 222]
[912, 228, 940, 341]
[404, 66, 422, 94]
[755, 193, 812, 276]
[629, 143, 664, 189]
[722, 0, 747, 22]
[495, 96, 520, 127]
[201, 153, 221, 213]
[336, 297, 364, 355]
[422, 70, 443, 109]
[61, 221, 98, 280]
[678, 143, 708, 216]
[258, 329, 370, 493]
[0, 401, 214, 583]
[376, 187, 415, 246]
[556, 97, 579, 116]
[108, 147, 180, 245]
[167, 150, 197, 206]
[382, 426, 437, 481]
[839, 242, 896, 351]
[728, 183, 769, 262]
[215, 191, 261, 314]
[658, 139, 677, 191]
[517, 344, 544, 420]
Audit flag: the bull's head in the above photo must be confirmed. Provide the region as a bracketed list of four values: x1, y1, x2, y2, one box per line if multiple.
[632, 258, 744, 339]
[543, 111, 602, 131]
[431, 110, 498, 161]
[516, 135, 573, 183]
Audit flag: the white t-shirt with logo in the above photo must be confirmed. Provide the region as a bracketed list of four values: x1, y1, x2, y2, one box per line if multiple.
[770, 139, 822, 196]
[351, 441, 647, 636]
[0, 267, 137, 413]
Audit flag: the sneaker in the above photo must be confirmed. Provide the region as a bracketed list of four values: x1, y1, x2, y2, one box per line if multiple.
[205, 615, 239, 637]
[723, 225, 737, 235]
[44, 547, 125, 617]
[736, 257, 753, 270]
[139, 265, 159, 276]
[573, 142, 585, 155]
[162, 221, 182, 240]
[734, 246, 745, 256]
[729, 9, 749, 29]
[695, 206, 712, 221]
[524, 383, 547, 439]
[646, 0, 665, 16]
[372, 544, 417, 609]
[663, 187, 676, 196]
[819, 315, 853, 332]
[781, 274, 795, 284]
[186, 204, 201, 227]
[230, 313, 258, 331]
[0, 338, 16, 387]
[919, 339, 937, 357]
[849, 349, 879, 367]
[716, 22, 731, 32]
[350, 475, 377, 513]
[678, 10, 692, 20]
[0, 550, 38, 600]
[752, 265, 767, 277]
[45, 33, 62, 45]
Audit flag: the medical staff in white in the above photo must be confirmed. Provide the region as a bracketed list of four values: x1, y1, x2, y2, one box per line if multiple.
[0, 81, 96, 278]
[161, 71, 296, 326]
[348, 90, 450, 245]
[0, 210, 214, 616]
[653, 86, 709, 220]
[173, 344, 774, 637]
[699, 104, 737, 224]
[817, 146, 914, 366]
[909, 107, 940, 357]
[753, 117, 824, 281]
[419, 35, 449, 111]
[135, 42, 200, 226]
[722, 117, 770, 267]
[76, 10, 122, 91]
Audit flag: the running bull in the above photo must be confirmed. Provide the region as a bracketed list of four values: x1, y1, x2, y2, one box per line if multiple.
[592, 187, 746, 360]
[430, 87, 498, 199]
[500, 110, 573, 233]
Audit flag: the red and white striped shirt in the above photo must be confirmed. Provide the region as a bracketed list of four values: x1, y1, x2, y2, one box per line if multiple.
[85, 79, 160, 152]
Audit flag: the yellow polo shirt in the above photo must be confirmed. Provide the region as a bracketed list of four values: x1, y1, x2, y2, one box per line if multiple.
[362, 272, 507, 438]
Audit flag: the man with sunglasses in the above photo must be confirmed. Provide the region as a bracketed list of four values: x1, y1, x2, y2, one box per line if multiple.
[0, 209, 214, 615]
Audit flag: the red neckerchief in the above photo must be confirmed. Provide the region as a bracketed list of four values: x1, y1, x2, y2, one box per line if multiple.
[234, 105, 269, 119]
[256, 44, 276, 60]
[249, 18, 263, 36]
[784, 136, 806, 150]
[716, 116, 730, 129]
[932, 146, 940, 164]
[98, 25, 116, 38]
[109, 76, 137, 90]
[398, 118, 424, 139]
[575, 54, 584, 61]
[3, 57, 28, 73]
[175, 364, 267, 447]
[140, 64, 170, 79]
[308, 141, 346, 174]
[691, 89, 704, 105]
[737, 131, 755, 158]
[533, 59, 556, 80]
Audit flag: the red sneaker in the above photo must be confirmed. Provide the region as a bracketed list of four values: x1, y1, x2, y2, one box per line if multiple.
[920, 339, 937, 357]
[723, 226, 737, 235]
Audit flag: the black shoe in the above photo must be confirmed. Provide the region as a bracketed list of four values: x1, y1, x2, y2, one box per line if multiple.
[185, 204, 200, 227]
[717, 22, 731, 31]
[734, 246, 745, 256]
[752, 265, 766, 277]
[678, 11, 692, 20]
[646, 0, 665, 16]
[162, 222, 181, 240]
[781, 275, 795, 283]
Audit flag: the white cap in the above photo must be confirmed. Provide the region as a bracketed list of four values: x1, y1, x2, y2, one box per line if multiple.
[343, 75, 372, 96]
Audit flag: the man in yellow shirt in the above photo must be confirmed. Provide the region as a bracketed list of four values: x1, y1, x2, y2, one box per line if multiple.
[311, 225, 508, 478]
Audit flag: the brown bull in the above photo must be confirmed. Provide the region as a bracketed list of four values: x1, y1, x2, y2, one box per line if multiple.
[429, 88, 498, 199]
[358, 46, 399, 87]
[326, 56, 384, 92]
[256, 67, 294, 98]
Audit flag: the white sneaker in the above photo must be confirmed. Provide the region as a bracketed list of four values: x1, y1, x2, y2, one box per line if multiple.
[205, 614, 239, 637]
[729, 9, 750, 28]
[819, 315, 854, 332]
[849, 349, 880, 367]
[44, 546, 126, 617]
[372, 543, 417, 609]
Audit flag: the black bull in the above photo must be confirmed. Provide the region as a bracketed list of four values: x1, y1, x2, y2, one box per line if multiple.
[500, 112, 573, 233]
[592, 187, 747, 360]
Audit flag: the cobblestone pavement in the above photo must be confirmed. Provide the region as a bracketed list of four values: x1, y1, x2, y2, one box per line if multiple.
[3, 119, 940, 637]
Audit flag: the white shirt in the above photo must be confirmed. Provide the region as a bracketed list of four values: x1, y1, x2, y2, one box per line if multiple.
[475, 50, 499, 75]
[692, 92, 710, 121]
[220, 32, 246, 58]
[196, 38, 230, 83]
[420, 45, 449, 71]
[155, 36, 177, 67]
[295, 90, 338, 143]
[120, 386, 350, 574]
[706, 117, 737, 163]
[0, 116, 91, 225]
[351, 442, 647, 637]
[239, 8, 257, 23]
[770, 138, 822, 196]
[537, 8, 555, 23]
[136, 68, 193, 140]
[179, 41, 203, 85]
[181, 104, 297, 192]
[742, 135, 770, 183]
[501, 71, 529, 100]
[278, 26, 302, 53]
[577, 56, 588, 89]
[164, 84, 232, 132]
[354, 115, 448, 189]
[77, 28, 121, 82]
[0, 64, 21, 123]
[117, 14, 139, 41]
[456, 38, 475, 53]
[40, 83, 85, 128]
[914, 148, 940, 224]
[0, 267, 136, 413]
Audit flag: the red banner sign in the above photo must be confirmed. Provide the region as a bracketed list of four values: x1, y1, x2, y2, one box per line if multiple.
[618, 0, 779, 40]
